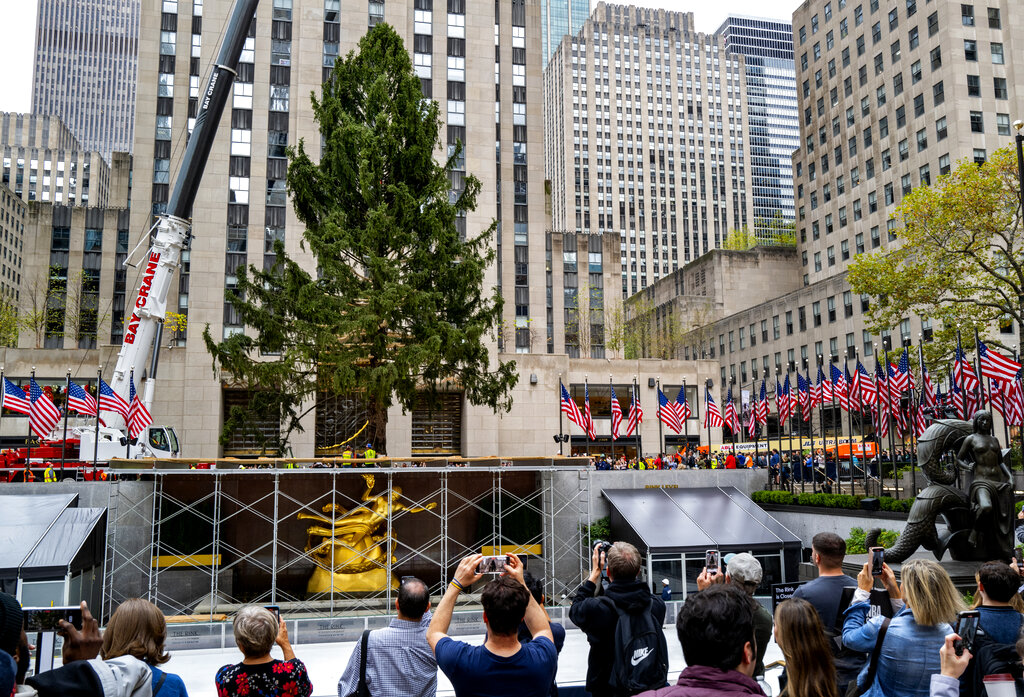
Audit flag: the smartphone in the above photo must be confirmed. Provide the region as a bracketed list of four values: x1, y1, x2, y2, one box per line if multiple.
[1016, 546, 1023, 564]
[264, 605, 280, 622]
[954, 610, 981, 656]
[23, 606, 83, 632]
[870, 547, 884, 576]
[705, 549, 721, 576]
[475, 555, 509, 574]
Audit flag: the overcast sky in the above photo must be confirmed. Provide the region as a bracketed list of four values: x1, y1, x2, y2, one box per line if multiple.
[0, 0, 794, 114]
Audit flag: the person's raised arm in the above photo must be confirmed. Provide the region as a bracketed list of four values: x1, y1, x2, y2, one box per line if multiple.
[58, 601, 102, 663]
[505, 554, 554, 644]
[427, 554, 483, 651]
[275, 618, 296, 661]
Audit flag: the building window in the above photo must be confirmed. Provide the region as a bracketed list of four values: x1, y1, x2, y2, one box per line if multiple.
[964, 40, 977, 61]
[973, 149, 987, 164]
[961, 4, 974, 26]
[939, 153, 950, 175]
[967, 75, 980, 97]
[994, 77, 1008, 100]
[992, 43, 1004, 64]
[970, 111, 984, 133]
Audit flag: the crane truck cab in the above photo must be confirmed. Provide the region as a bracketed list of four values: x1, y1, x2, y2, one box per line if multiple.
[79, 425, 180, 460]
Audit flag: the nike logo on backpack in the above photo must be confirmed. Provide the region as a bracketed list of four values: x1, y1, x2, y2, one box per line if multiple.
[631, 647, 653, 666]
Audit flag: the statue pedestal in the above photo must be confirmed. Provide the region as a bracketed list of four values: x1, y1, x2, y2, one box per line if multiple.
[306, 565, 398, 594]
[841, 551, 987, 590]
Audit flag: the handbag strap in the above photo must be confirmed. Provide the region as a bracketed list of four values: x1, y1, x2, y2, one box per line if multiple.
[859, 616, 892, 695]
[357, 628, 371, 691]
[152, 671, 167, 697]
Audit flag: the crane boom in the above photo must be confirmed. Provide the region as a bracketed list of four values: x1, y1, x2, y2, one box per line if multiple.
[108, 0, 261, 415]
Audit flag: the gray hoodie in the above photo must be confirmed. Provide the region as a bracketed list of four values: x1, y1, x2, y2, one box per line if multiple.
[87, 656, 152, 697]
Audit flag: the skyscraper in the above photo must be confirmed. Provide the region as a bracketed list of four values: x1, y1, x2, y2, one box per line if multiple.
[540, 0, 590, 66]
[32, 0, 140, 162]
[545, 3, 753, 300]
[716, 16, 799, 241]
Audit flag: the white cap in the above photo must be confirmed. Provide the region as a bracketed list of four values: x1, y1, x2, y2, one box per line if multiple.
[661, 578, 670, 585]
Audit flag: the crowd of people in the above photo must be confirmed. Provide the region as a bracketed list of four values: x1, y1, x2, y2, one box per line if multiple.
[2, 532, 1022, 697]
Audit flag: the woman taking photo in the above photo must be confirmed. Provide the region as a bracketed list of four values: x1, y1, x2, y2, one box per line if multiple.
[843, 559, 963, 697]
[216, 606, 312, 697]
[774, 597, 837, 697]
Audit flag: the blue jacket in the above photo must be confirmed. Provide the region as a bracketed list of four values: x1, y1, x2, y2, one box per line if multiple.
[842, 601, 951, 697]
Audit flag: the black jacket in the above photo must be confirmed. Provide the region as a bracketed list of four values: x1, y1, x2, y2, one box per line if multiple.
[569, 578, 667, 697]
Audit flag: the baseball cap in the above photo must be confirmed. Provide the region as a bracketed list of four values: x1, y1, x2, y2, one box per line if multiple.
[726, 553, 763, 585]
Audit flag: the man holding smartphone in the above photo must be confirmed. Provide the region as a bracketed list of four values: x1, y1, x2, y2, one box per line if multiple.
[427, 553, 556, 697]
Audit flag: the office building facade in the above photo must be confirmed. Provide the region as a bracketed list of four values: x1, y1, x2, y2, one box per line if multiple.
[639, 0, 1024, 435]
[544, 3, 755, 305]
[716, 16, 800, 240]
[0, 113, 112, 207]
[32, 0, 141, 162]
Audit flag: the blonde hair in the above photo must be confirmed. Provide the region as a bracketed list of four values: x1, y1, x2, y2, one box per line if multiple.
[775, 598, 837, 697]
[901, 559, 965, 626]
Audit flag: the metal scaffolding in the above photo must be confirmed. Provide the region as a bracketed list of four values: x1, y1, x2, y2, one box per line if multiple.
[102, 464, 592, 622]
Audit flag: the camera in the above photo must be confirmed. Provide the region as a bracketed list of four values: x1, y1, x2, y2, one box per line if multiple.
[594, 539, 613, 560]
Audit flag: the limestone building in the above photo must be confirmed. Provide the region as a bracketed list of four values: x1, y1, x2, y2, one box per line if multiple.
[0, 113, 112, 207]
[32, 0, 141, 162]
[543, 3, 757, 302]
[634, 0, 1024, 441]
[0, 184, 27, 304]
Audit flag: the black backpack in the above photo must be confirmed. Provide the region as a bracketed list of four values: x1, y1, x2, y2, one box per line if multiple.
[963, 625, 1024, 697]
[603, 597, 669, 695]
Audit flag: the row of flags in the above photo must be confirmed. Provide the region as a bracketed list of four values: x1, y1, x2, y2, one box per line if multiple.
[0, 375, 152, 440]
[557, 341, 1024, 441]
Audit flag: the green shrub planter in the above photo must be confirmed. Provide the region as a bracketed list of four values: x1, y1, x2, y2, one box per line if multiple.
[751, 490, 913, 513]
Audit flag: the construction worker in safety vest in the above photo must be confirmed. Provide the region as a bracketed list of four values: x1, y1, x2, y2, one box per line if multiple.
[43, 463, 56, 483]
[22, 465, 35, 482]
[363, 443, 376, 460]
[341, 447, 353, 465]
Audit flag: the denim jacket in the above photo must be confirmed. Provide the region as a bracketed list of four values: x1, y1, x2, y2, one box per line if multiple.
[842, 601, 952, 697]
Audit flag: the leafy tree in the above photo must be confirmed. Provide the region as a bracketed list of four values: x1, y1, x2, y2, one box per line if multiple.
[203, 24, 517, 453]
[721, 226, 758, 251]
[848, 146, 1024, 364]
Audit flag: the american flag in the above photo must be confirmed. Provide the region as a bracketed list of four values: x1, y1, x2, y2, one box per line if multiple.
[990, 378, 1008, 421]
[955, 348, 980, 392]
[99, 379, 130, 420]
[856, 361, 877, 409]
[658, 388, 683, 434]
[625, 385, 644, 436]
[1002, 370, 1024, 426]
[746, 403, 758, 438]
[778, 375, 792, 423]
[128, 374, 153, 439]
[873, 399, 889, 438]
[892, 349, 912, 392]
[756, 380, 769, 425]
[582, 382, 596, 440]
[964, 385, 982, 417]
[723, 385, 741, 433]
[67, 381, 98, 416]
[675, 385, 691, 421]
[818, 365, 832, 401]
[949, 380, 966, 419]
[831, 363, 850, 411]
[797, 373, 812, 421]
[809, 370, 822, 409]
[920, 361, 936, 408]
[561, 383, 587, 434]
[978, 342, 1022, 383]
[704, 388, 724, 428]
[610, 385, 623, 439]
[1, 378, 30, 415]
[913, 402, 929, 437]
[29, 378, 62, 438]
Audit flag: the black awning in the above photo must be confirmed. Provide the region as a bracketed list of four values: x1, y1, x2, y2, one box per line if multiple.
[603, 486, 802, 555]
[0, 493, 106, 578]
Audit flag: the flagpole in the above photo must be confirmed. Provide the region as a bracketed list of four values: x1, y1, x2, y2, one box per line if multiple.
[882, 344, 898, 491]
[0, 368, 5, 474]
[844, 354, 857, 494]
[973, 326, 990, 411]
[633, 377, 640, 462]
[817, 358, 826, 493]
[557, 375, 564, 456]
[729, 377, 737, 453]
[753, 379, 759, 470]
[94, 366, 101, 472]
[657, 376, 664, 457]
[609, 374, 615, 463]
[26, 368, 34, 476]
[785, 367, 795, 493]
[993, 377, 1010, 446]
[60, 369, 70, 477]
[1016, 350, 1024, 467]
[682, 378, 689, 450]
[705, 379, 712, 465]
[585, 375, 592, 459]
[905, 343, 918, 496]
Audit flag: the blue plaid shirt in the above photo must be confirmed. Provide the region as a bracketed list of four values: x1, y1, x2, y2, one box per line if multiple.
[337, 613, 437, 697]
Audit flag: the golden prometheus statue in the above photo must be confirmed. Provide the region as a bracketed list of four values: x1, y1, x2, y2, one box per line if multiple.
[298, 474, 437, 594]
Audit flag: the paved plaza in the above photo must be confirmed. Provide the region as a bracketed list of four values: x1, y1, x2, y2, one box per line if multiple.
[163, 621, 786, 697]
